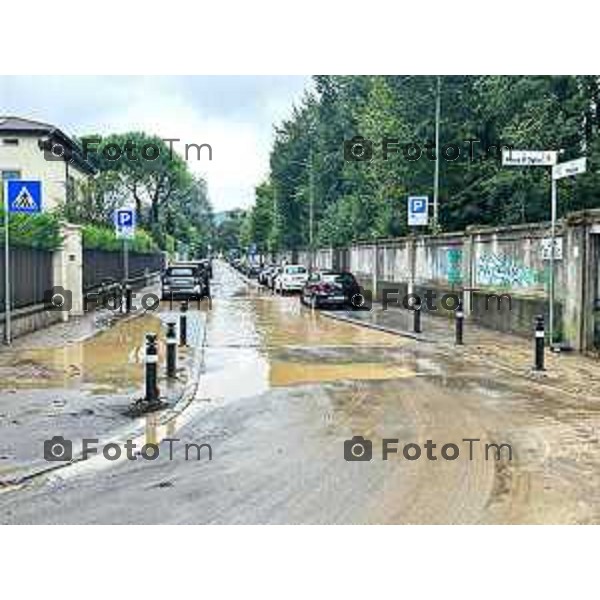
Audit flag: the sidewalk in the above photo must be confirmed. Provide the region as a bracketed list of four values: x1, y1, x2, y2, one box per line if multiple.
[322, 302, 600, 404]
[0, 289, 206, 486]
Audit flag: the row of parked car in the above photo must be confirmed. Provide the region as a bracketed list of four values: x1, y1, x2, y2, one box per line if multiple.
[229, 259, 363, 310]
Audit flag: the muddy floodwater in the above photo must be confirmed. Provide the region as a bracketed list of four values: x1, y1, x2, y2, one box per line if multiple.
[1, 261, 600, 524]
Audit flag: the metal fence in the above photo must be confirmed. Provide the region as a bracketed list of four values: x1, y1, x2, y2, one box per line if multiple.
[0, 246, 54, 311]
[83, 249, 165, 290]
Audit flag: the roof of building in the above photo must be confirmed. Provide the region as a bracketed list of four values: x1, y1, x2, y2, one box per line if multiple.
[0, 115, 97, 175]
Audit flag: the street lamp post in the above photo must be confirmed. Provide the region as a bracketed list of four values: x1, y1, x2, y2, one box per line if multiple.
[432, 75, 441, 232]
[308, 148, 315, 271]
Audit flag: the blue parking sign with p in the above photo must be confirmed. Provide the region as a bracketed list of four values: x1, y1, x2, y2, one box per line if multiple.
[6, 180, 42, 213]
[114, 208, 135, 238]
[408, 195, 429, 226]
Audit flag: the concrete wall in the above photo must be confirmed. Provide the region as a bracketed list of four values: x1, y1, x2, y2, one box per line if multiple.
[277, 210, 600, 351]
[52, 223, 84, 319]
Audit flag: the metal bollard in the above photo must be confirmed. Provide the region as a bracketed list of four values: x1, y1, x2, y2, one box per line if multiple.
[455, 301, 464, 345]
[534, 315, 545, 371]
[166, 322, 177, 378]
[413, 302, 422, 334]
[179, 301, 188, 346]
[145, 333, 159, 403]
[125, 285, 132, 313]
[98, 282, 106, 308]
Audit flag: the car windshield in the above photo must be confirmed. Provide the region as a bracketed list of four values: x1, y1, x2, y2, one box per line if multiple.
[168, 268, 195, 277]
[286, 266, 306, 274]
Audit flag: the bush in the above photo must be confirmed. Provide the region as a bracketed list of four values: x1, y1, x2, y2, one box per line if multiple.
[82, 224, 159, 253]
[0, 209, 62, 250]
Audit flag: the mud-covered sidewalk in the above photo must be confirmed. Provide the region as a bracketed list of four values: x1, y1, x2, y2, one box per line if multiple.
[323, 303, 600, 404]
[0, 296, 207, 485]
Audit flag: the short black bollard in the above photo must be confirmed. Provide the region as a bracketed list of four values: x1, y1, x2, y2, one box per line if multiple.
[179, 301, 188, 346]
[125, 285, 132, 313]
[145, 333, 160, 404]
[534, 314, 545, 371]
[166, 322, 177, 378]
[98, 282, 106, 308]
[413, 302, 422, 334]
[455, 301, 464, 345]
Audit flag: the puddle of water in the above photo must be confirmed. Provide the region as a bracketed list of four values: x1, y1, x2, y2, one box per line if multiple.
[269, 360, 415, 386]
[0, 313, 164, 391]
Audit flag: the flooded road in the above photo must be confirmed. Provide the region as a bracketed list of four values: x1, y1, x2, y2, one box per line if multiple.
[1, 261, 600, 523]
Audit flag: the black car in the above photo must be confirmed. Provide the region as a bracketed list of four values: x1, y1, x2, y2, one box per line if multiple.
[161, 265, 205, 300]
[300, 271, 361, 309]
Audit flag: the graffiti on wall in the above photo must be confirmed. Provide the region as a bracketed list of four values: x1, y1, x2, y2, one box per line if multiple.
[446, 248, 463, 285]
[476, 253, 545, 288]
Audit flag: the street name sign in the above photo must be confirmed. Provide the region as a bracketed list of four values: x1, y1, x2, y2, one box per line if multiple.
[502, 149, 558, 167]
[552, 157, 587, 180]
[408, 196, 428, 226]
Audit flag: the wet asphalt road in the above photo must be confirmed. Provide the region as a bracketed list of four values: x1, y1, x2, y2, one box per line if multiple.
[2, 261, 600, 524]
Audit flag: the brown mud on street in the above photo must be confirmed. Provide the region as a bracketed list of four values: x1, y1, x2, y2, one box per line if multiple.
[0, 313, 163, 392]
[3, 262, 600, 524]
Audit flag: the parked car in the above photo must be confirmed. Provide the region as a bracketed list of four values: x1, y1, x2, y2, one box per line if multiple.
[161, 264, 204, 300]
[301, 271, 361, 309]
[267, 266, 283, 290]
[259, 265, 277, 286]
[247, 264, 261, 278]
[275, 264, 309, 294]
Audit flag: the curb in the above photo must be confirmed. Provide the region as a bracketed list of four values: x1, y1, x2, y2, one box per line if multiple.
[318, 309, 436, 344]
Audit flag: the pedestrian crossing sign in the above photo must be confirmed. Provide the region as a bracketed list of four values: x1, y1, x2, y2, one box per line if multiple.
[5, 180, 42, 213]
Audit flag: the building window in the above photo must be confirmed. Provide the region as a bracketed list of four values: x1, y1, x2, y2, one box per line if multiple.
[2, 138, 19, 146]
[1, 170, 21, 180]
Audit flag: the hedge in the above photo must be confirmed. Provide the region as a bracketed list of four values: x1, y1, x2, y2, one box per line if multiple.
[82, 224, 159, 253]
[0, 209, 62, 250]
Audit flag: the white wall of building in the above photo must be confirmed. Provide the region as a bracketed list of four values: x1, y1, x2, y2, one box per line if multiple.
[0, 136, 89, 211]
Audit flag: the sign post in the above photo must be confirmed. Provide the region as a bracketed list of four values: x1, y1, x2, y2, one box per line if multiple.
[407, 196, 429, 297]
[502, 150, 559, 344]
[408, 196, 429, 227]
[114, 208, 135, 286]
[3, 180, 42, 345]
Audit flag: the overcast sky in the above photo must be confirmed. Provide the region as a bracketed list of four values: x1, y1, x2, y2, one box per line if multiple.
[0, 76, 311, 212]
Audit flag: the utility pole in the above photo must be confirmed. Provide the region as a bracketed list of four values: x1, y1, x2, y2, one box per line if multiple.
[549, 176, 557, 347]
[271, 185, 278, 260]
[433, 75, 441, 232]
[2, 183, 11, 345]
[309, 148, 315, 271]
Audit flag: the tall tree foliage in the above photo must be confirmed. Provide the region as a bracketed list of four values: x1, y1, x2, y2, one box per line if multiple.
[247, 75, 600, 250]
[68, 132, 214, 254]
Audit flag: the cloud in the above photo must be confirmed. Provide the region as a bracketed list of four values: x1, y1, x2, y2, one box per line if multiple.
[0, 75, 311, 211]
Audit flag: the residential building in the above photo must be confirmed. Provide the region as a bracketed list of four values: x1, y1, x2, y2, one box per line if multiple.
[0, 116, 96, 211]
